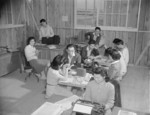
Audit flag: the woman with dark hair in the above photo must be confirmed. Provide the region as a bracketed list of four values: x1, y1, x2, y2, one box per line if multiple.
[24, 37, 49, 79]
[84, 67, 115, 115]
[46, 55, 69, 98]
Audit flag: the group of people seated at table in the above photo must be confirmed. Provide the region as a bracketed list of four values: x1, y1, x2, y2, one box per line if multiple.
[24, 25, 129, 115]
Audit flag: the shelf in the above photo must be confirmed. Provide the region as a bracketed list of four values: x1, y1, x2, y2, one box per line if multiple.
[0, 24, 24, 29]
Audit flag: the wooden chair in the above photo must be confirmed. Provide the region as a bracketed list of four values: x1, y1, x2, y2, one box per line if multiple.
[19, 51, 40, 82]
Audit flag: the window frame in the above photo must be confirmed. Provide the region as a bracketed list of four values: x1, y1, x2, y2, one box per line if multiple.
[74, 0, 141, 32]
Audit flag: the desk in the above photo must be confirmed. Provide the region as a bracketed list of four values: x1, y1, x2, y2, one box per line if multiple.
[36, 45, 65, 62]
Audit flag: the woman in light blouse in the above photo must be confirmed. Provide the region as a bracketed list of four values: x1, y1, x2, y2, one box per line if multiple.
[46, 55, 70, 98]
[24, 37, 49, 78]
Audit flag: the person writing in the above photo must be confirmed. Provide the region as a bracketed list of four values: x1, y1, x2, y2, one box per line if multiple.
[39, 19, 60, 45]
[46, 55, 70, 98]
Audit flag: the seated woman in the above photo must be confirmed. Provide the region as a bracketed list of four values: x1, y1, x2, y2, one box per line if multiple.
[24, 37, 49, 79]
[84, 67, 115, 115]
[46, 55, 70, 98]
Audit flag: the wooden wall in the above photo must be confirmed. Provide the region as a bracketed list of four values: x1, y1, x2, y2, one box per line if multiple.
[0, 0, 150, 66]
[0, 0, 26, 52]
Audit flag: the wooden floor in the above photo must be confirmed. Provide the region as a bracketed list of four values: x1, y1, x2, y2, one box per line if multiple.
[0, 65, 149, 115]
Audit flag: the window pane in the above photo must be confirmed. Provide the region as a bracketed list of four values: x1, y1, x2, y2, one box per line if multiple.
[113, 0, 120, 13]
[128, 0, 139, 28]
[77, 11, 86, 26]
[85, 10, 96, 26]
[98, 0, 105, 13]
[112, 14, 119, 26]
[87, 0, 94, 10]
[98, 14, 104, 26]
[106, 0, 112, 13]
[77, 0, 86, 10]
[119, 14, 126, 27]
[106, 14, 112, 26]
[120, 0, 128, 14]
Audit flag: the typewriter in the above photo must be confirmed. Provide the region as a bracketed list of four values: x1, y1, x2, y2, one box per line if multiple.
[72, 99, 105, 115]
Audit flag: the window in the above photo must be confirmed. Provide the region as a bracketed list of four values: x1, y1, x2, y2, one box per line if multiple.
[74, 0, 141, 31]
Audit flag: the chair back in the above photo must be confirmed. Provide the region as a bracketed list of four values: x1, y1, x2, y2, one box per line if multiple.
[19, 50, 32, 72]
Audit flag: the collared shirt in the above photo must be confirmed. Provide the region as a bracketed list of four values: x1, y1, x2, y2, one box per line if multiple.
[93, 32, 99, 41]
[86, 46, 92, 57]
[39, 25, 54, 39]
[24, 45, 38, 61]
[120, 46, 129, 65]
[68, 55, 73, 65]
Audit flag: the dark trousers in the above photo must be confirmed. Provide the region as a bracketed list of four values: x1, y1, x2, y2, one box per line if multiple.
[41, 35, 60, 45]
[109, 79, 122, 107]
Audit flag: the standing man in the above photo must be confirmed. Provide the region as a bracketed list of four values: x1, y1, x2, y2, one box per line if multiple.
[39, 19, 60, 45]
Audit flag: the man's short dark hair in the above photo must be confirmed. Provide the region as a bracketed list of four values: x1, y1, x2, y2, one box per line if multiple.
[95, 27, 101, 31]
[40, 19, 46, 23]
[113, 38, 124, 45]
[66, 44, 75, 49]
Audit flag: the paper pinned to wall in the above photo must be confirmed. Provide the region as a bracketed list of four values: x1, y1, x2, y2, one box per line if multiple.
[62, 16, 68, 22]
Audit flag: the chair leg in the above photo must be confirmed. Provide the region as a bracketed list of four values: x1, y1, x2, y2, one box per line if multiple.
[34, 73, 40, 82]
[25, 72, 32, 81]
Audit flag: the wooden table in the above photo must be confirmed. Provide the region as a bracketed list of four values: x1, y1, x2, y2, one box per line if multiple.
[36, 44, 65, 62]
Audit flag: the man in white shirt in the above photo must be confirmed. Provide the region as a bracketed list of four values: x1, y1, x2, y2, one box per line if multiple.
[39, 19, 60, 45]
[113, 38, 129, 79]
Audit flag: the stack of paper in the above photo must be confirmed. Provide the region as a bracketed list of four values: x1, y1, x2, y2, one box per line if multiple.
[118, 110, 137, 115]
[55, 95, 80, 111]
[31, 102, 62, 115]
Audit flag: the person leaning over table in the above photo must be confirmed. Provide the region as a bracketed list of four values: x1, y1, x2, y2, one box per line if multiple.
[39, 19, 60, 45]
[45, 55, 70, 98]
[63, 44, 81, 67]
[24, 37, 49, 79]
[113, 38, 129, 79]
[105, 48, 122, 107]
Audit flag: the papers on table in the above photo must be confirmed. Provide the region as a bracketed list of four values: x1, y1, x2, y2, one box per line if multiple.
[118, 110, 137, 115]
[31, 95, 80, 115]
[55, 95, 80, 111]
[47, 45, 56, 49]
[73, 103, 93, 114]
[31, 102, 62, 115]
